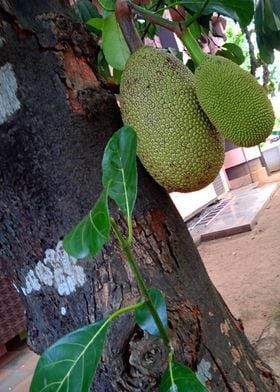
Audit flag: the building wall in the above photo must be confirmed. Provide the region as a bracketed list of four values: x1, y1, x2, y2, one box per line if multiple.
[170, 169, 229, 220]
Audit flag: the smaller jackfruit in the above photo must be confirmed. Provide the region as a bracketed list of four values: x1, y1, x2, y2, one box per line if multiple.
[120, 46, 225, 193]
[194, 55, 275, 147]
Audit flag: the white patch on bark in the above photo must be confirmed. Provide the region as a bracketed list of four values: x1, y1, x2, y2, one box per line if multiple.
[22, 241, 86, 296]
[35, 261, 53, 286]
[60, 307, 67, 316]
[25, 270, 41, 294]
[196, 358, 212, 385]
[0, 63, 21, 124]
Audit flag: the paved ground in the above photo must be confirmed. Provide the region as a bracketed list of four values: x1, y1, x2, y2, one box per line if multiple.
[0, 339, 38, 391]
[198, 183, 280, 378]
[189, 182, 278, 242]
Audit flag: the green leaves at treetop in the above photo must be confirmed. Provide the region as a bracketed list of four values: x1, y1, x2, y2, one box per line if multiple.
[255, 0, 280, 63]
[183, 0, 254, 28]
[63, 190, 110, 259]
[102, 13, 130, 70]
[102, 126, 137, 219]
[134, 288, 168, 337]
[160, 362, 208, 392]
[30, 319, 110, 392]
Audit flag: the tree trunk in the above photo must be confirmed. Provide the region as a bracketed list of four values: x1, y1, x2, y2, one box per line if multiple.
[241, 26, 259, 77]
[0, 1, 279, 390]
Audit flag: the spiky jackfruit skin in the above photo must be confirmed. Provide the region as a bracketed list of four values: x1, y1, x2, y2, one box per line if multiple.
[120, 46, 225, 193]
[194, 55, 275, 147]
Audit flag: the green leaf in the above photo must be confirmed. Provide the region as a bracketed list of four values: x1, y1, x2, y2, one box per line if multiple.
[97, 50, 111, 80]
[63, 190, 110, 258]
[255, 0, 280, 63]
[102, 13, 131, 70]
[102, 126, 137, 218]
[30, 319, 110, 392]
[99, 0, 115, 12]
[271, 0, 280, 17]
[113, 68, 123, 85]
[262, 0, 280, 31]
[217, 42, 245, 65]
[76, 0, 100, 21]
[186, 14, 202, 40]
[134, 288, 168, 337]
[186, 58, 196, 73]
[87, 17, 104, 31]
[184, 0, 254, 27]
[160, 362, 208, 392]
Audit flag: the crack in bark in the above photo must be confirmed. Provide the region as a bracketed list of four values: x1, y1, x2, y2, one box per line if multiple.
[204, 344, 235, 391]
[83, 292, 91, 324]
[165, 238, 180, 269]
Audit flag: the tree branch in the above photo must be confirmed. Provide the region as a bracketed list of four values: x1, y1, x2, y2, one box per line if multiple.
[241, 26, 259, 76]
[115, 0, 143, 53]
[128, 0, 183, 35]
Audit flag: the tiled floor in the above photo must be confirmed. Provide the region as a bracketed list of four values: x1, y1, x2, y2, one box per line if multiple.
[189, 183, 279, 241]
[0, 339, 38, 391]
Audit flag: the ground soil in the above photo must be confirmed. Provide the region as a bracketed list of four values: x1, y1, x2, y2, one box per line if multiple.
[198, 182, 280, 377]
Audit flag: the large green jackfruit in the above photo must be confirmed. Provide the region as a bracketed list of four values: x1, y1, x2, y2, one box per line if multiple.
[120, 46, 225, 193]
[194, 55, 275, 147]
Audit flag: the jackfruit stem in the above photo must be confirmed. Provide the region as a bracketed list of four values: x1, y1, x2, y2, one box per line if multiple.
[115, 0, 143, 53]
[179, 28, 206, 66]
[129, 1, 183, 36]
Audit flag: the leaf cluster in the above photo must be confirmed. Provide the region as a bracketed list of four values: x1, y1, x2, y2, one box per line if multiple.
[74, 0, 279, 83]
[255, 0, 280, 63]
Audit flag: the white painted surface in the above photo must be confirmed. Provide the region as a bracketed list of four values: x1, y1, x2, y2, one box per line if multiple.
[244, 146, 261, 161]
[261, 142, 280, 172]
[219, 167, 230, 193]
[0, 63, 21, 124]
[21, 241, 86, 296]
[170, 183, 217, 221]
[224, 147, 261, 169]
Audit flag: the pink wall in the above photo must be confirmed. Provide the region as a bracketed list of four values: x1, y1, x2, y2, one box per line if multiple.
[224, 146, 261, 169]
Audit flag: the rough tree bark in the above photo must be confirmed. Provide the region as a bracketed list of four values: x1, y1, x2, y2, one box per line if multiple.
[241, 26, 259, 77]
[0, 1, 279, 391]
[241, 26, 271, 89]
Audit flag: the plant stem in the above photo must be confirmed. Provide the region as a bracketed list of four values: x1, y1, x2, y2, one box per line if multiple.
[111, 218, 170, 345]
[128, 1, 183, 35]
[108, 301, 144, 322]
[178, 28, 206, 65]
[141, 0, 164, 40]
[168, 345, 176, 386]
[127, 216, 133, 246]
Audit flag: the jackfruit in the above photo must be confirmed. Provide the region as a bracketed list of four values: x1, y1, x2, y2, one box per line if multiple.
[120, 46, 225, 193]
[194, 55, 275, 147]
